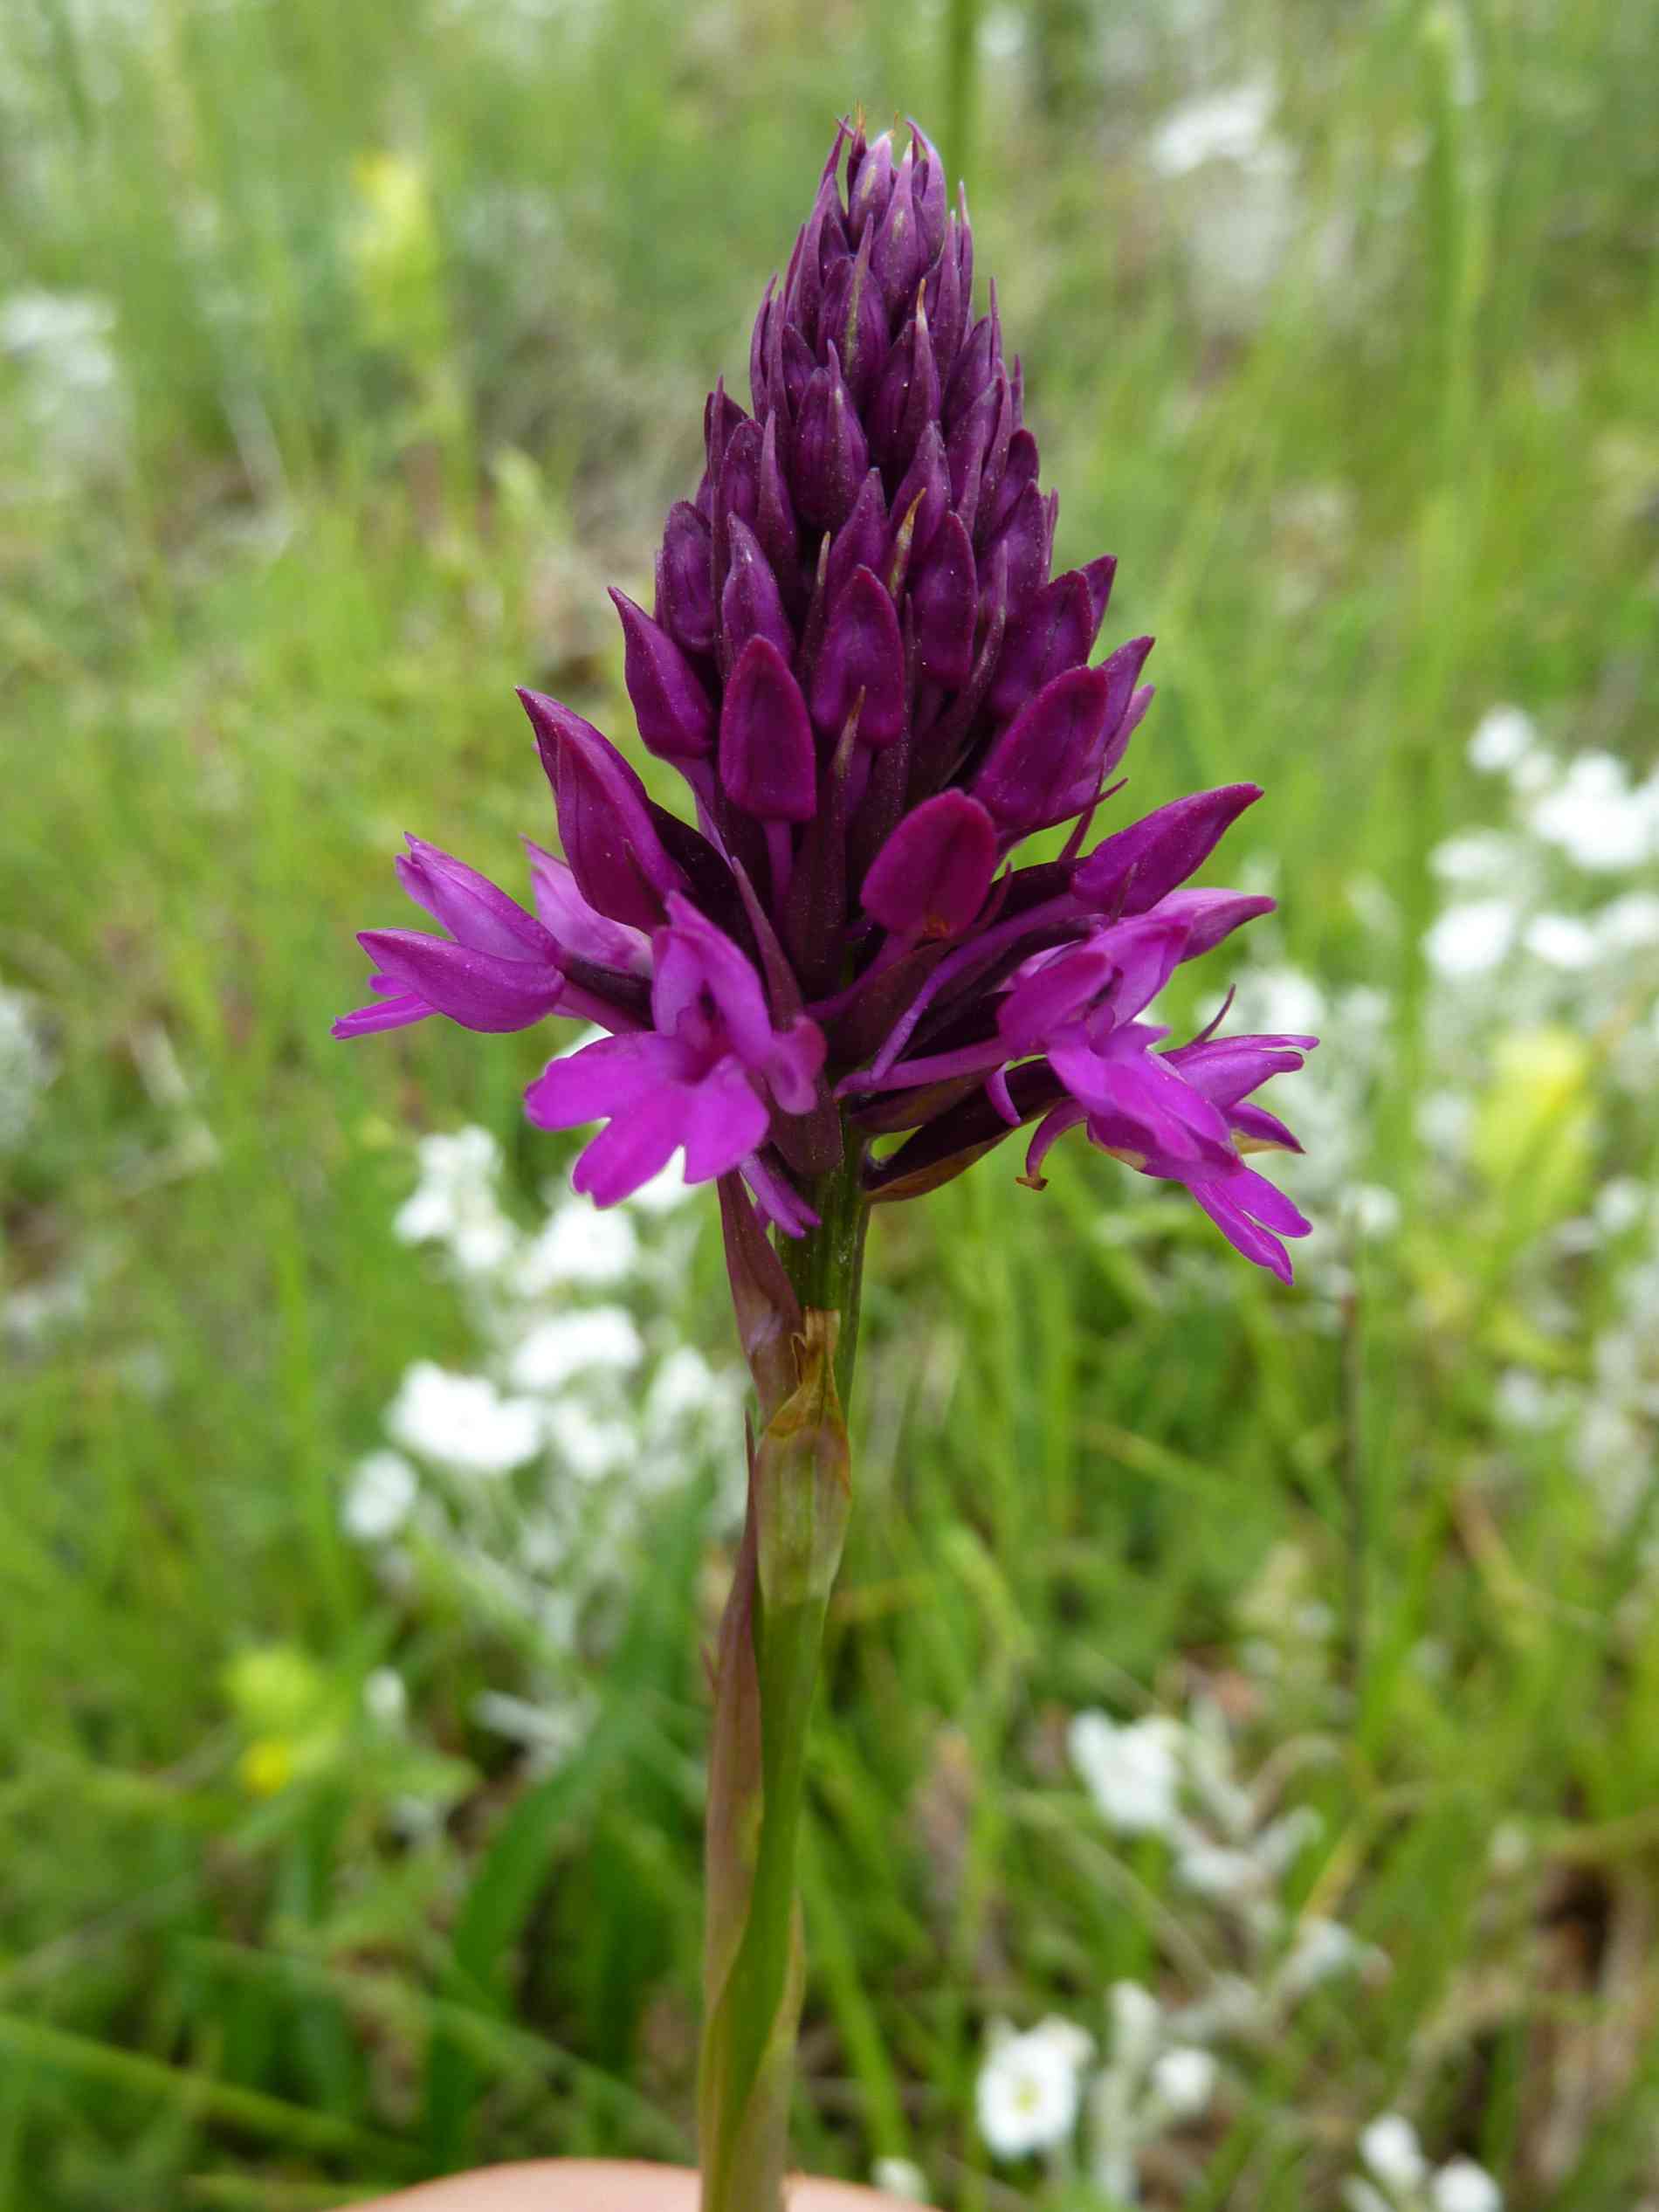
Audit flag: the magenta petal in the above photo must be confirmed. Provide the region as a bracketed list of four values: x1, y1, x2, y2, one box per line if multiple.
[1153, 887, 1277, 959]
[761, 1014, 829, 1114]
[360, 930, 565, 1034]
[652, 894, 776, 1065]
[863, 790, 997, 938]
[524, 841, 652, 975]
[332, 992, 432, 1039]
[679, 1059, 770, 1182]
[571, 1090, 690, 1208]
[972, 663, 1114, 835]
[396, 840, 556, 961]
[525, 1030, 694, 1129]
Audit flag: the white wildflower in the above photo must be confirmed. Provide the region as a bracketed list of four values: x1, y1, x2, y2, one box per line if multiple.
[395, 1127, 517, 1276]
[1430, 830, 1526, 887]
[342, 1450, 419, 1541]
[1431, 2159, 1503, 2212]
[1070, 1711, 1184, 1836]
[1594, 1178, 1649, 1237]
[1466, 706, 1538, 775]
[1147, 2045, 1216, 2119]
[1150, 82, 1278, 176]
[0, 987, 52, 1154]
[1528, 752, 1656, 871]
[507, 1305, 643, 1393]
[543, 1399, 637, 1481]
[1595, 891, 1659, 951]
[1174, 1840, 1263, 1899]
[1361, 2113, 1428, 2194]
[1277, 1916, 1385, 1999]
[514, 1202, 639, 1292]
[1351, 1183, 1402, 1238]
[1423, 900, 1518, 978]
[386, 1362, 543, 1475]
[1522, 913, 1600, 969]
[976, 2016, 1092, 2160]
[624, 1158, 697, 1214]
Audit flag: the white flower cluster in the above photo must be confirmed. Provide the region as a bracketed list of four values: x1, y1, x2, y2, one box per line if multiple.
[975, 1984, 1217, 2199]
[1345, 2112, 1503, 2212]
[341, 1126, 740, 1769]
[0, 982, 52, 1157]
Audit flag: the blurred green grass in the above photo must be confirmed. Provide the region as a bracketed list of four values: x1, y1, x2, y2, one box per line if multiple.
[3, 0, 1658, 2206]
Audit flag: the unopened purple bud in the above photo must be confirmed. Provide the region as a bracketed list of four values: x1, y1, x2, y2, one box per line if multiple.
[749, 278, 776, 417]
[922, 225, 966, 386]
[520, 687, 685, 932]
[822, 224, 887, 405]
[910, 511, 977, 685]
[983, 477, 1052, 624]
[871, 145, 926, 308]
[848, 128, 895, 241]
[810, 564, 907, 746]
[862, 789, 996, 938]
[657, 501, 715, 657]
[357, 927, 567, 1034]
[713, 416, 762, 599]
[944, 313, 995, 430]
[720, 514, 795, 667]
[870, 297, 941, 477]
[1096, 632, 1156, 745]
[755, 412, 800, 588]
[780, 321, 816, 417]
[984, 426, 1040, 542]
[610, 588, 715, 761]
[947, 372, 1007, 535]
[908, 121, 948, 262]
[825, 470, 888, 606]
[1082, 553, 1118, 631]
[887, 423, 950, 572]
[396, 837, 558, 962]
[719, 636, 817, 822]
[794, 348, 869, 531]
[971, 663, 1116, 835]
[703, 382, 747, 500]
[1073, 787, 1263, 915]
[785, 170, 847, 344]
[988, 569, 1093, 720]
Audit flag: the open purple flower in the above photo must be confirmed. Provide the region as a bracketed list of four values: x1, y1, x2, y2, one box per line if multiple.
[334, 118, 1315, 1278]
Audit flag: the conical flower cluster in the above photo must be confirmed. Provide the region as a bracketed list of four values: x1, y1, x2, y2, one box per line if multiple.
[337, 120, 1314, 1278]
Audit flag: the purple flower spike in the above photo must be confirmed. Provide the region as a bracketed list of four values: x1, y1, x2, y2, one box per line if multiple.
[862, 791, 996, 939]
[719, 637, 817, 821]
[810, 565, 907, 744]
[336, 121, 1316, 1276]
[610, 589, 715, 762]
[519, 687, 686, 934]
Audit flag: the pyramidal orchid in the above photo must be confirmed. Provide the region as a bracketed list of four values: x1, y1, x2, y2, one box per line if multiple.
[335, 116, 1314, 2209]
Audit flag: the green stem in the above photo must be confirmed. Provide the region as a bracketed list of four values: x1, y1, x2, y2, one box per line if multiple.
[699, 1135, 867, 2212]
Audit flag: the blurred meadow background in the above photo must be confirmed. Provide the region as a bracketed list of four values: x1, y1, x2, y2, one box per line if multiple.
[3, 0, 1659, 2206]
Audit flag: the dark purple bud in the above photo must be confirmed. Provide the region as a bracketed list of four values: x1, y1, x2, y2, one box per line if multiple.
[947, 371, 1006, 535]
[1096, 632, 1156, 746]
[825, 470, 888, 606]
[848, 128, 895, 240]
[520, 687, 685, 931]
[862, 790, 997, 939]
[785, 169, 847, 351]
[783, 721, 857, 996]
[870, 296, 941, 478]
[956, 184, 974, 320]
[973, 378, 1017, 545]
[887, 422, 950, 575]
[781, 321, 816, 417]
[657, 501, 715, 657]
[910, 510, 977, 685]
[749, 279, 776, 417]
[983, 478, 1052, 624]
[712, 417, 762, 600]
[984, 426, 1040, 541]
[755, 411, 801, 593]
[810, 564, 907, 746]
[908, 120, 948, 262]
[944, 313, 995, 429]
[871, 145, 926, 308]
[719, 637, 817, 822]
[988, 569, 1093, 720]
[923, 225, 965, 385]
[793, 347, 869, 531]
[704, 381, 747, 492]
[821, 224, 887, 404]
[610, 588, 714, 761]
[720, 514, 794, 668]
[396, 837, 558, 962]
[971, 663, 1118, 836]
[1074, 785, 1263, 914]
[1082, 553, 1118, 631]
[1009, 353, 1024, 430]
